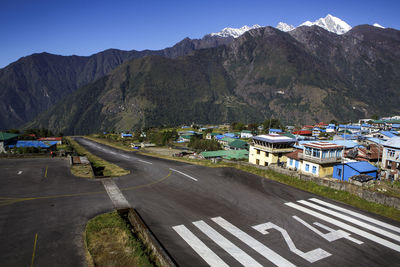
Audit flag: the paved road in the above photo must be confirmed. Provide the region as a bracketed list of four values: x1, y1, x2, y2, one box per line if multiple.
[1, 137, 400, 266]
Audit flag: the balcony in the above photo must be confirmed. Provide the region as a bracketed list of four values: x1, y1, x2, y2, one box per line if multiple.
[299, 153, 342, 164]
[252, 144, 295, 153]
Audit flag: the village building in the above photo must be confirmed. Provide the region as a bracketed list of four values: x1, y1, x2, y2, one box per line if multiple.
[298, 141, 343, 177]
[37, 137, 63, 145]
[333, 161, 378, 181]
[286, 149, 302, 171]
[227, 139, 249, 150]
[381, 137, 400, 180]
[240, 130, 253, 139]
[249, 134, 295, 167]
[0, 132, 19, 153]
[201, 150, 249, 161]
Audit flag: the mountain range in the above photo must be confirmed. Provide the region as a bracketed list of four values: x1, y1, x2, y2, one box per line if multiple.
[1, 15, 399, 134]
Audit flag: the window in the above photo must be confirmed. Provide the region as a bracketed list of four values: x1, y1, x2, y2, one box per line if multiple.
[312, 166, 317, 174]
[388, 149, 396, 158]
[256, 149, 260, 155]
[266, 152, 269, 157]
[256, 159, 260, 165]
[305, 164, 310, 172]
[264, 162, 268, 166]
[290, 159, 293, 165]
[337, 168, 342, 177]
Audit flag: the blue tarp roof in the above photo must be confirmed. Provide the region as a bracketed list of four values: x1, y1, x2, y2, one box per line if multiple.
[224, 133, 238, 138]
[362, 123, 372, 127]
[339, 134, 358, 140]
[392, 124, 400, 128]
[215, 135, 224, 140]
[380, 131, 397, 138]
[338, 125, 361, 130]
[328, 124, 336, 127]
[9, 140, 58, 148]
[346, 161, 378, 173]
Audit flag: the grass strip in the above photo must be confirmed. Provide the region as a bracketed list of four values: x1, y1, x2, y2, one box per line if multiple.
[85, 211, 155, 267]
[66, 136, 130, 177]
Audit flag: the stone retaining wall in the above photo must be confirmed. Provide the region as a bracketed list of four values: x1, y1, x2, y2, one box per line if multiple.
[125, 209, 176, 267]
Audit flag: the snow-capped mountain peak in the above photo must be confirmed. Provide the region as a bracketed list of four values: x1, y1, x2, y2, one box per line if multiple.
[210, 24, 262, 38]
[276, 22, 295, 32]
[373, 23, 385, 29]
[276, 14, 352, 35]
[299, 14, 352, 34]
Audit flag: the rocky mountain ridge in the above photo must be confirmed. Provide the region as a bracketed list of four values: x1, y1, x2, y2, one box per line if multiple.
[26, 25, 400, 134]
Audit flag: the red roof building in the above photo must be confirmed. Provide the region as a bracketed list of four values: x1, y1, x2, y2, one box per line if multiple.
[293, 130, 312, 136]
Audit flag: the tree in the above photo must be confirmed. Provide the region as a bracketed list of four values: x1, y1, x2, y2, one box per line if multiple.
[262, 119, 283, 133]
[247, 123, 259, 133]
[188, 138, 221, 151]
[329, 119, 338, 125]
[371, 114, 380, 120]
[231, 122, 245, 131]
[6, 129, 20, 134]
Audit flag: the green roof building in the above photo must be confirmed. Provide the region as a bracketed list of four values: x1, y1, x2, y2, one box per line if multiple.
[228, 139, 249, 150]
[0, 132, 19, 153]
[200, 150, 249, 160]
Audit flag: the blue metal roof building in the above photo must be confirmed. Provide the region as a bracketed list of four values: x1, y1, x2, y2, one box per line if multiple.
[8, 140, 58, 149]
[333, 161, 378, 181]
[380, 131, 397, 139]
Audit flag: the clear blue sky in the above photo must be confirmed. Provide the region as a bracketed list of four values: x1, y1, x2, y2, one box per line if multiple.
[1, 0, 399, 68]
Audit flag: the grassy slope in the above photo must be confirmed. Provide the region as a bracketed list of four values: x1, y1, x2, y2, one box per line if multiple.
[85, 211, 155, 267]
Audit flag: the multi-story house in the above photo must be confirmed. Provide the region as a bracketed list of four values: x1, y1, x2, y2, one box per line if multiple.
[381, 137, 400, 180]
[249, 134, 295, 167]
[298, 141, 343, 177]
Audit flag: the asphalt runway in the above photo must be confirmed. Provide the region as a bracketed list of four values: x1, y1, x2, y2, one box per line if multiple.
[1, 137, 400, 266]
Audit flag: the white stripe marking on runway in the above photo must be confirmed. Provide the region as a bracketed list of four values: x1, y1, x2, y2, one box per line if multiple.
[169, 168, 198, 181]
[298, 200, 400, 242]
[293, 216, 363, 244]
[102, 179, 130, 209]
[172, 225, 229, 267]
[285, 202, 400, 252]
[253, 221, 331, 263]
[308, 198, 400, 234]
[120, 154, 130, 159]
[193, 220, 262, 267]
[212, 217, 295, 267]
[138, 159, 153, 165]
